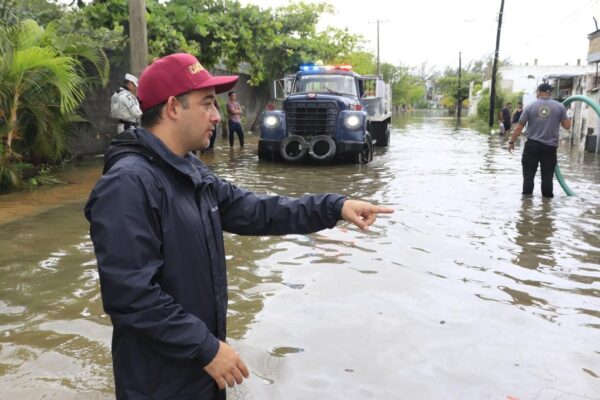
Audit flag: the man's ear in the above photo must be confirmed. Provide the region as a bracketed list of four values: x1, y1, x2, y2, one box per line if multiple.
[164, 96, 180, 120]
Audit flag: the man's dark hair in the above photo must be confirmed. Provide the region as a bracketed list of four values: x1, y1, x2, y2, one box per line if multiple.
[141, 103, 163, 128]
[537, 83, 552, 92]
[228, 91, 236, 97]
[141, 93, 189, 128]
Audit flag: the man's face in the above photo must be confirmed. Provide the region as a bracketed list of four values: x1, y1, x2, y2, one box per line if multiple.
[128, 82, 137, 95]
[229, 93, 237, 102]
[179, 88, 220, 151]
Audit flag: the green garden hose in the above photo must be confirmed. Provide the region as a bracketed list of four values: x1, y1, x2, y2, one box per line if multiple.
[554, 95, 600, 196]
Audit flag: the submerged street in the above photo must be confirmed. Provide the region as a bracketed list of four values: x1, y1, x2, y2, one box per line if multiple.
[1, 111, 599, 399]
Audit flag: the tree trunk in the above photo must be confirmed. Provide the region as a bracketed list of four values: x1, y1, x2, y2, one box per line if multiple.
[5, 92, 19, 160]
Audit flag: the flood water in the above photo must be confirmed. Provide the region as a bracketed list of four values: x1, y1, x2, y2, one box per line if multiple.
[1, 111, 599, 399]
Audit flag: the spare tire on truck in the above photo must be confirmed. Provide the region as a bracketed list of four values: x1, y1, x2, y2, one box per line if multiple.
[280, 135, 308, 162]
[308, 135, 336, 161]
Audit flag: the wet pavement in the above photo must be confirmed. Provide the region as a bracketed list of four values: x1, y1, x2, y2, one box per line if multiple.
[0, 111, 599, 399]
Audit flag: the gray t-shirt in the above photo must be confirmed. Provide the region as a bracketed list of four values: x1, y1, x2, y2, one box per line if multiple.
[518, 98, 567, 147]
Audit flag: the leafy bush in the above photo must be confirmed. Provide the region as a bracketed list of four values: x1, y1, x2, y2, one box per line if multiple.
[0, 18, 108, 189]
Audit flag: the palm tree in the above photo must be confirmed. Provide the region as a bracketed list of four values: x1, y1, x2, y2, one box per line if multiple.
[0, 18, 108, 179]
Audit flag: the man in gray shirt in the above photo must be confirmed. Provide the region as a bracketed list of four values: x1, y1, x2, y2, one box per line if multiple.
[508, 83, 571, 198]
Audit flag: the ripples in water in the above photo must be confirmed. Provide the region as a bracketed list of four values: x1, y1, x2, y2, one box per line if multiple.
[0, 112, 598, 399]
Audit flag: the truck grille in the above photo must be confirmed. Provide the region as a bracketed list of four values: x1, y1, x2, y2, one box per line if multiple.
[285, 101, 338, 137]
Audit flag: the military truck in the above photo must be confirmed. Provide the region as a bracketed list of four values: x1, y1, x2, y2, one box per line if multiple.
[258, 64, 392, 164]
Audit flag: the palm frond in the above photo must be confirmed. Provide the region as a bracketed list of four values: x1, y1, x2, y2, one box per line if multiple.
[54, 35, 110, 86]
[15, 19, 44, 50]
[0, 18, 109, 177]
[11, 46, 86, 113]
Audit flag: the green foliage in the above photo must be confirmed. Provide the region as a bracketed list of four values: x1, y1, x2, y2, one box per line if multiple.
[27, 164, 65, 187]
[433, 55, 512, 113]
[77, 0, 359, 86]
[333, 50, 375, 75]
[437, 76, 470, 110]
[256, 2, 360, 85]
[476, 88, 505, 123]
[508, 91, 524, 106]
[0, 18, 108, 189]
[0, 0, 64, 27]
[383, 63, 427, 108]
[0, 159, 32, 189]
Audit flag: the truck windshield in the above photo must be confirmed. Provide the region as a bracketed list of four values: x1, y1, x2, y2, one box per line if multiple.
[293, 75, 358, 97]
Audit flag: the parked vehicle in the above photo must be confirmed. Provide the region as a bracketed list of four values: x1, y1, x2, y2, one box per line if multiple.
[258, 64, 392, 164]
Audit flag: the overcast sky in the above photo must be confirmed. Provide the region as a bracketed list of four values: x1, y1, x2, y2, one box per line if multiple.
[241, 0, 600, 70]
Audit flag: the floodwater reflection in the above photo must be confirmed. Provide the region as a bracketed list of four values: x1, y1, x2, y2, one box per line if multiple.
[514, 198, 556, 270]
[0, 110, 599, 399]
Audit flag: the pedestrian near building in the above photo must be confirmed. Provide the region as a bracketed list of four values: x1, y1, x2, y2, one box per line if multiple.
[84, 52, 394, 400]
[507, 83, 571, 198]
[110, 73, 142, 134]
[501, 102, 512, 132]
[512, 102, 523, 125]
[226, 91, 244, 147]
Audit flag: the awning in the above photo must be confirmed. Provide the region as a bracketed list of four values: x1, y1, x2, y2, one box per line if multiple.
[543, 73, 584, 80]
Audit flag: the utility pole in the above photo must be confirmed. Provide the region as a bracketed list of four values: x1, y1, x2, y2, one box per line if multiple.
[489, 0, 505, 128]
[369, 19, 388, 76]
[128, 0, 148, 77]
[456, 51, 462, 119]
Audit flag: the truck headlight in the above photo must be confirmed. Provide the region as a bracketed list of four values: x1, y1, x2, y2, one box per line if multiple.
[344, 115, 361, 129]
[264, 115, 279, 127]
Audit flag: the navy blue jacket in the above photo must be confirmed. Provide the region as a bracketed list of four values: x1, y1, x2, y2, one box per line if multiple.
[84, 128, 345, 399]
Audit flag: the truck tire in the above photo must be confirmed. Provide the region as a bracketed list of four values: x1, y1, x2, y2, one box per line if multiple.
[280, 135, 308, 162]
[354, 133, 373, 164]
[308, 135, 336, 161]
[258, 142, 274, 161]
[381, 126, 390, 147]
[372, 122, 390, 147]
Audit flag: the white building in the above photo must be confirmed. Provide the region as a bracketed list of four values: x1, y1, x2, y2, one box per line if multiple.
[498, 62, 593, 95]
[468, 62, 594, 122]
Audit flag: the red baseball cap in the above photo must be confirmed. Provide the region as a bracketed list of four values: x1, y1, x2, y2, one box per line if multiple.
[137, 53, 239, 112]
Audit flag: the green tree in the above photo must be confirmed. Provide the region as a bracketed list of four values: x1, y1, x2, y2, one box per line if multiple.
[333, 50, 375, 75]
[476, 88, 505, 122]
[437, 75, 470, 111]
[77, 0, 359, 86]
[384, 63, 427, 108]
[0, 0, 64, 27]
[0, 19, 108, 185]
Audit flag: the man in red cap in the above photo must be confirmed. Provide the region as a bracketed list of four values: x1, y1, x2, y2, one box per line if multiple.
[85, 53, 393, 399]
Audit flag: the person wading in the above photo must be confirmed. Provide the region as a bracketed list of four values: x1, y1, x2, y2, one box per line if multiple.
[508, 83, 571, 198]
[226, 91, 244, 147]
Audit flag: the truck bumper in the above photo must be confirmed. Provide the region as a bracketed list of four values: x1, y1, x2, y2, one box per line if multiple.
[258, 139, 282, 160]
[259, 138, 363, 161]
[335, 141, 363, 156]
